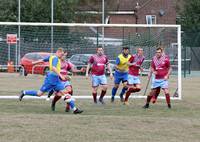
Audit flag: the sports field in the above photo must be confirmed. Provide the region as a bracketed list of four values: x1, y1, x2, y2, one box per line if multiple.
[0, 73, 200, 142]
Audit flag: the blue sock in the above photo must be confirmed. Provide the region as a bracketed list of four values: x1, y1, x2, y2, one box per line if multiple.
[24, 90, 38, 96]
[120, 87, 128, 97]
[69, 100, 75, 110]
[112, 87, 118, 98]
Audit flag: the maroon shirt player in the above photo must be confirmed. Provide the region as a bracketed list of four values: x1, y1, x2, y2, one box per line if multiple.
[124, 48, 145, 105]
[86, 46, 113, 104]
[143, 47, 172, 109]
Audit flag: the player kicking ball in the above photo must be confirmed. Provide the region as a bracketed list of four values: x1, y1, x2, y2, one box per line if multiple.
[19, 48, 83, 114]
[143, 47, 172, 109]
[49, 52, 85, 113]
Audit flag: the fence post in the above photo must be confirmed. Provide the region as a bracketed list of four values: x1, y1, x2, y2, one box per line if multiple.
[184, 46, 186, 78]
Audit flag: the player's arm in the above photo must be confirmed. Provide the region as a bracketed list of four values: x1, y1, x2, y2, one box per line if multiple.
[85, 63, 91, 78]
[114, 57, 120, 70]
[139, 58, 145, 72]
[86, 56, 93, 78]
[32, 56, 50, 65]
[127, 55, 136, 66]
[106, 62, 113, 79]
[71, 66, 85, 73]
[148, 61, 156, 79]
[164, 60, 172, 80]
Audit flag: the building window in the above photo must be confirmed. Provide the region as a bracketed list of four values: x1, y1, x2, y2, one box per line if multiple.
[146, 15, 156, 24]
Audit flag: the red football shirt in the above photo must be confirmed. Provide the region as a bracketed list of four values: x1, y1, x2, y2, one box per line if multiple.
[88, 54, 108, 76]
[128, 54, 145, 76]
[151, 55, 170, 79]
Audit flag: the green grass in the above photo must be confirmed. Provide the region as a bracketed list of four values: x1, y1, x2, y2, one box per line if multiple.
[0, 73, 200, 142]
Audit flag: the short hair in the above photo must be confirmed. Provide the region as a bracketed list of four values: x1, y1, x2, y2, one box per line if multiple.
[156, 47, 163, 52]
[57, 47, 64, 52]
[122, 46, 130, 50]
[96, 46, 103, 49]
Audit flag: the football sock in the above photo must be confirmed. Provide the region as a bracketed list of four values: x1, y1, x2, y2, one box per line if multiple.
[124, 88, 135, 102]
[92, 92, 97, 103]
[24, 90, 37, 96]
[165, 93, 171, 105]
[119, 87, 128, 97]
[146, 95, 153, 104]
[48, 90, 54, 98]
[100, 90, 106, 99]
[68, 100, 76, 111]
[52, 95, 61, 105]
[112, 87, 118, 98]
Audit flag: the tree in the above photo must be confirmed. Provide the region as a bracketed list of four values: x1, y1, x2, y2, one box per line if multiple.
[178, 0, 200, 46]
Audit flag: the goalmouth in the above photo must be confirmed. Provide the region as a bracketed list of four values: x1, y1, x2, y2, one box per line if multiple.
[0, 22, 182, 100]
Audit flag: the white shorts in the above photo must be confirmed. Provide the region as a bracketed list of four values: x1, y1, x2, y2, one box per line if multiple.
[151, 79, 168, 89]
[62, 81, 71, 88]
[128, 74, 141, 85]
[91, 75, 107, 87]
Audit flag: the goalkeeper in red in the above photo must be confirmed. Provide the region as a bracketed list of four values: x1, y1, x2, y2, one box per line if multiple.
[143, 47, 172, 109]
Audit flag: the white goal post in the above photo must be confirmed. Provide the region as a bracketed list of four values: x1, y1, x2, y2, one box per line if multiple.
[0, 22, 181, 100]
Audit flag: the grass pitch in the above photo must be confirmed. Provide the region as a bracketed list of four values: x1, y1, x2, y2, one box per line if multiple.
[0, 73, 199, 142]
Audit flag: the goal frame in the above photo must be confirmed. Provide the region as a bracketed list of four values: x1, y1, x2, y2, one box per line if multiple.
[0, 22, 182, 100]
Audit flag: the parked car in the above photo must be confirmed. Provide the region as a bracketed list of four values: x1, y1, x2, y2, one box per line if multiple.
[20, 52, 51, 76]
[68, 54, 115, 74]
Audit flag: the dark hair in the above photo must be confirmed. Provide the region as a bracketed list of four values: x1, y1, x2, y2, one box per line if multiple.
[122, 46, 130, 49]
[97, 46, 103, 49]
[156, 47, 163, 52]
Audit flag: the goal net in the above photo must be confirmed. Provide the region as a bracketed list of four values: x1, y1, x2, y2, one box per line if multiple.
[0, 22, 182, 100]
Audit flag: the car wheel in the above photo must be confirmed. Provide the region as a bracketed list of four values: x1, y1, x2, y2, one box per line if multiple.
[43, 67, 49, 75]
[19, 66, 27, 76]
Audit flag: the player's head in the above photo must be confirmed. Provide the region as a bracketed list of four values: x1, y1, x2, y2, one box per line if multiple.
[56, 48, 65, 58]
[122, 46, 129, 56]
[137, 48, 143, 56]
[156, 47, 163, 58]
[96, 46, 104, 56]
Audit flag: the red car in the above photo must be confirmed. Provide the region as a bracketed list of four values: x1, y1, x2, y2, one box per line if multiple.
[20, 52, 51, 76]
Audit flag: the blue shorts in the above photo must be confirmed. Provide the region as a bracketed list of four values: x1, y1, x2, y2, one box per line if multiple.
[91, 75, 107, 87]
[114, 70, 128, 84]
[151, 79, 168, 89]
[62, 81, 71, 88]
[40, 75, 65, 93]
[128, 74, 141, 85]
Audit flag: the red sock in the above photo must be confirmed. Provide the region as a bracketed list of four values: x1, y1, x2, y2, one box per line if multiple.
[92, 92, 97, 103]
[155, 87, 161, 99]
[100, 90, 106, 99]
[124, 88, 134, 102]
[66, 103, 70, 111]
[165, 93, 171, 105]
[146, 95, 153, 104]
[52, 95, 61, 105]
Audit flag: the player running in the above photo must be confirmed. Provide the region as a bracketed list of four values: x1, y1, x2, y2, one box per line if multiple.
[86, 46, 113, 104]
[111, 46, 131, 102]
[143, 47, 172, 109]
[124, 48, 145, 105]
[19, 48, 83, 114]
[50, 52, 85, 113]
